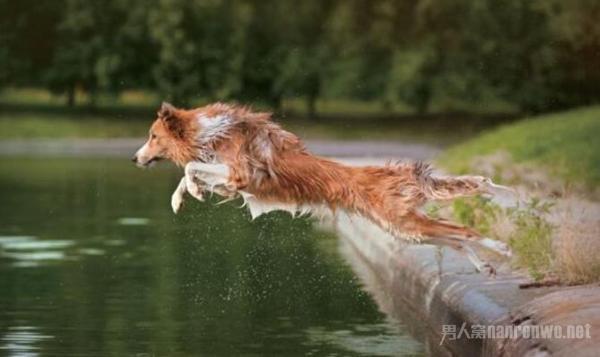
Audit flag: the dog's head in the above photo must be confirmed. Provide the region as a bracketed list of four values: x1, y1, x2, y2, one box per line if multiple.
[132, 102, 196, 167]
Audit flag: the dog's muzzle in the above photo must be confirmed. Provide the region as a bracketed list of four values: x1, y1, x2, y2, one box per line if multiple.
[132, 155, 162, 168]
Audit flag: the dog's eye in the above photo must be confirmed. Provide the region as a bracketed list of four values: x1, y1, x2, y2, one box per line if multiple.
[151, 133, 157, 139]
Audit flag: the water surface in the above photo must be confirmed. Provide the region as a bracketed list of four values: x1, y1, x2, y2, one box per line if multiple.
[0, 158, 423, 356]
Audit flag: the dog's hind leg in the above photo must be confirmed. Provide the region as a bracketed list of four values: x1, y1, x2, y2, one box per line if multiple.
[397, 211, 480, 239]
[418, 236, 496, 275]
[396, 211, 511, 256]
[462, 245, 496, 275]
[391, 211, 508, 274]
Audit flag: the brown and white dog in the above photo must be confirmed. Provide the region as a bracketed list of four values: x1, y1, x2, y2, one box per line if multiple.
[133, 102, 512, 272]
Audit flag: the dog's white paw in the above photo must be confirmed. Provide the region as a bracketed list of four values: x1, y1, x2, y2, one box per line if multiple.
[189, 187, 204, 201]
[171, 191, 184, 214]
[480, 238, 512, 257]
[188, 187, 204, 202]
[464, 245, 496, 276]
[185, 177, 205, 202]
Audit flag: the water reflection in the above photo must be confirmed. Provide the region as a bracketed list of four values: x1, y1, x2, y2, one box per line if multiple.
[0, 157, 424, 356]
[305, 321, 423, 356]
[116, 217, 150, 226]
[0, 326, 53, 357]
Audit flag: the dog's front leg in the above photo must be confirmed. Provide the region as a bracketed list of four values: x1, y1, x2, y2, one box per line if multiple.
[185, 162, 233, 191]
[171, 177, 187, 214]
[171, 173, 207, 214]
[172, 162, 234, 214]
[184, 169, 206, 202]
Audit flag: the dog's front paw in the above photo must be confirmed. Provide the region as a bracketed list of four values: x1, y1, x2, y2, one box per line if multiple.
[188, 186, 204, 202]
[171, 191, 184, 214]
[185, 177, 205, 202]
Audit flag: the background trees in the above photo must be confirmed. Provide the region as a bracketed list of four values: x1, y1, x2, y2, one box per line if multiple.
[1, 0, 599, 114]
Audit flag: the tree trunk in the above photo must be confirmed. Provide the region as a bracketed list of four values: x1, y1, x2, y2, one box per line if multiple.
[88, 88, 97, 109]
[415, 83, 431, 115]
[271, 93, 283, 114]
[66, 84, 75, 107]
[306, 75, 320, 120]
[381, 99, 392, 113]
[307, 94, 317, 120]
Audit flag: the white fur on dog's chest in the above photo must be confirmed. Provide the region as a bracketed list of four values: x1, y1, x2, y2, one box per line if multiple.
[238, 191, 323, 220]
[241, 192, 329, 220]
[186, 162, 324, 220]
[239, 191, 293, 219]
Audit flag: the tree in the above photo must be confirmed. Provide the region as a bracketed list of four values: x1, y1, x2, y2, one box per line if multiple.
[0, 0, 62, 89]
[275, 0, 336, 118]
[3, 0, 600, 113]
[148, 0, 252, 105]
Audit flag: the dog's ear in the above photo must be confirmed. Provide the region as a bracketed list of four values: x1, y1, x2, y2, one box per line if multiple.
[159, 102, 185, 138]
[159, 101, 176, 118]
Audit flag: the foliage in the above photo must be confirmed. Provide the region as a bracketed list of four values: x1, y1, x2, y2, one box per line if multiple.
[1, 0, 600, 113]
[508, 199, 555, 281]
[451, 197, 555, 281]
[439, 106, 600, 189]
[451, 197, 500, 237]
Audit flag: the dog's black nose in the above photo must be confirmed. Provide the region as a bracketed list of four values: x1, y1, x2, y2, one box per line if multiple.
[131, 155, 137, 163]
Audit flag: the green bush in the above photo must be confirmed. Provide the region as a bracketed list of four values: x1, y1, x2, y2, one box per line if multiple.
[451, 197, 555, 281]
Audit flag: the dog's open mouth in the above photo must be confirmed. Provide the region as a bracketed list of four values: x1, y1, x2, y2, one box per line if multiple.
[147, 157, 163, 165]
[139, 157, 163, 168]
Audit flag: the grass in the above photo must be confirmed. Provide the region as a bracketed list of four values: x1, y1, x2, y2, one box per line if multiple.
[439, 106, 600, 189]
[450, 197, 556, 281]
[0, 88, 517, 144]
[439, 106, 600, 283]
[0, 113, 150, 139]
[0, 111, 497, 144]
[508, 201, 556, 281]
[0, 113, 149, 139]
[555, 215, 600, 284]
[0, 87, 160, 108]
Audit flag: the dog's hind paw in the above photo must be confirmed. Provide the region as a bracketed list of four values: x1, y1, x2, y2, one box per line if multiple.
[464, 245, 496, 276]
[481, 262, 497, 277]
[480, 238, 512, 257]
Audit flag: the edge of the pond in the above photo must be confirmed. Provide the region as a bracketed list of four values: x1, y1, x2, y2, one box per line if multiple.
[329, 212, 600, 356]
[0, 138, 440, 161]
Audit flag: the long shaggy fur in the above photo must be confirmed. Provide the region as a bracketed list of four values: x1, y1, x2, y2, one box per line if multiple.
[133, 102, 512, 266]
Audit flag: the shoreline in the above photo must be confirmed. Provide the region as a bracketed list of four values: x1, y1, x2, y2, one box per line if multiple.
[331, 212, 599, 356]
[0, 138, 440, 161]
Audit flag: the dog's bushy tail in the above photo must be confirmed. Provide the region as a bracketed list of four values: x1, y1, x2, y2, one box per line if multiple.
[413, 162, 514, 201]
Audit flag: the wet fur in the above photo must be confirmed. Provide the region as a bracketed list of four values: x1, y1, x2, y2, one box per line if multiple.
[134, 102, 512, 269]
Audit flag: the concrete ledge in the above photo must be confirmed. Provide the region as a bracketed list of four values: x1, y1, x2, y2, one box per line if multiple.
[333, 212, 599, 356]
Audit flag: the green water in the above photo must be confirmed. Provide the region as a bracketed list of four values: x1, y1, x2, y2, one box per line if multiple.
[0, 158, 423, 356]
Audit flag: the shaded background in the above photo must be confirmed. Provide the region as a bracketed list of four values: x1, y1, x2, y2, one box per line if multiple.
[1, 1, 600, 356]
[1, 0, 599, 114]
